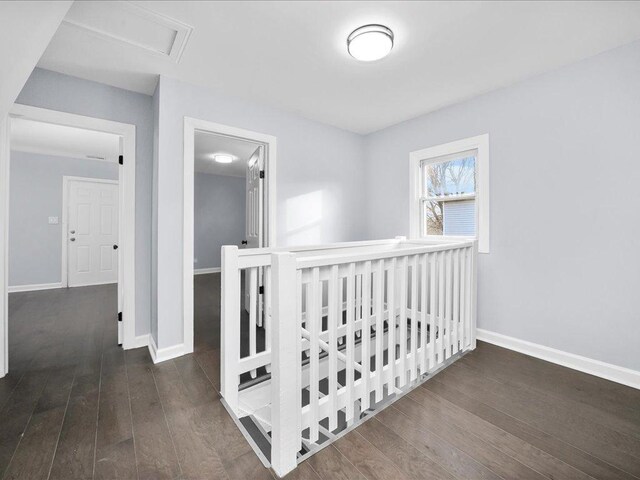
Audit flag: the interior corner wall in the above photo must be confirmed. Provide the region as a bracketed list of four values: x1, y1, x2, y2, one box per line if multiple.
[16, 68, 154, 338]
[363, 40, 640, 371]
[154, 75, 367, 350]
[151, 82, 160, 346]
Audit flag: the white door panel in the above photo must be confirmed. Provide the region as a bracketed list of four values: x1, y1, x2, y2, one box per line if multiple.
[246, 146, 263, 249]
[245, 147, 264, 313]
[67, 179, 119, 287]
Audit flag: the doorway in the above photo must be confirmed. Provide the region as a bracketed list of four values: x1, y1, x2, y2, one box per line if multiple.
[0, 105, 137, 377]
[183, 118, 276, 355]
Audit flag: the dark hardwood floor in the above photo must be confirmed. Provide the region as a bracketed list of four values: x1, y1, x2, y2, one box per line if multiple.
[1, 274, 639, 479]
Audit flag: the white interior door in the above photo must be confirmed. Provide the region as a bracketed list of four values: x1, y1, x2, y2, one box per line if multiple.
[246, 146, 264, 249]
[244, 146, 264, 313]
[67, 178, 119, 287]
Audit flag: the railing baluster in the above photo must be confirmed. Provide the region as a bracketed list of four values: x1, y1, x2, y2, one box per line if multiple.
[471, 245, 478, 349]
[361, 261, 372, 411]
[265, 266, 272, 352]
[445, 250, 452, 360]
[257, 266, 263, 328]
[346, 262, 356, 422]
[459, 248, 466, 348]
[410, 255, 418, 382]
[375, 259, 384, 403]
[249, 267, 257, 377]
[420, 253, 428, 375]
[452, 249, 460, 355]
[429, 252, 436, 370]
[328, 265, 339, 431]
[355, 273, 362, 338]
[387, 257, 396, 393]
[438, 251, 445, 365]
[398, 256, 408, 387]
[310, 267, 321, 443]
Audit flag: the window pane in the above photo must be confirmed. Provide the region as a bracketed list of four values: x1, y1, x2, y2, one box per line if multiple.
[425, 156, 475, 197]
[443, 199, 475, 235]
[424, 200, 443, 235]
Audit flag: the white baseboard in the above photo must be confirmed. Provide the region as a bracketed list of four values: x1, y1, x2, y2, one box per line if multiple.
[194, 267, 220, 275]
[477, 329, 640, 390]
[8, 282, 63, 293]
[126, 333, 149, 350]
[69, 280, 117, 288]
[148, 336, 191, 364]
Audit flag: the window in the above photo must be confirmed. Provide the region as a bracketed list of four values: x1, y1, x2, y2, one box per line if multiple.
[410, 134, 489, 253]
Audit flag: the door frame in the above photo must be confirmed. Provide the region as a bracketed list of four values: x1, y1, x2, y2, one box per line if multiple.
[183, 117, 276, 355]
[0, 104, 137, 377]
[62, 176, 120, 288]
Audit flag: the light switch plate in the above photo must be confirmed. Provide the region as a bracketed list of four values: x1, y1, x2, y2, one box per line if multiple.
[48, 216, 59, 225]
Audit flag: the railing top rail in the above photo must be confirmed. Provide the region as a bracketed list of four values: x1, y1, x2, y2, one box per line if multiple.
[294, 239, 475, 269]
[234, 238, 402, 258]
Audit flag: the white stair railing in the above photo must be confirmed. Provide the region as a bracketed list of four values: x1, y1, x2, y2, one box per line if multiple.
[220, 238, 477, 478]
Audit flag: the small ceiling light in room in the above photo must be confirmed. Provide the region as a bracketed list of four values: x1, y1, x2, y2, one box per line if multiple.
[214, 154, 234, 164]
[347, 24, 394, 62]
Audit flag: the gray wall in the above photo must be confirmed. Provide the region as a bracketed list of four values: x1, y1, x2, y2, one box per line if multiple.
[364, 41, 640, 371]
[194, 173, 245, 270]
[154, 75, 366, 348]
[17, 68, 153, 337]
[9, 151, 118, 286]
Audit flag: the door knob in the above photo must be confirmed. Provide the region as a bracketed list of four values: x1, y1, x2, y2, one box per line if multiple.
[70, 238, 76, 242]
[70, 230, 75, 234]
[241, 240, 248, 245]
[113, 244, 118, 250]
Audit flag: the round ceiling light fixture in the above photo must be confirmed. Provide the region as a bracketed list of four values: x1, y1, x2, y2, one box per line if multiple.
[214, 154, 234, 164]
[347, 24, 394, 62]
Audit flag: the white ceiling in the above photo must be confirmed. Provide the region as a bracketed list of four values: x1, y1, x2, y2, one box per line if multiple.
[38, 1, 640, 134]
[194, 131, 258, 177]
[0, 1, 71, 118]
[10, 117, 120, 162]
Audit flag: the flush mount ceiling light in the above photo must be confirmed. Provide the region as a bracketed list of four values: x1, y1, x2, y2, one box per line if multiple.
[347, 24, 394, 62]
[214, 154, 234, 164]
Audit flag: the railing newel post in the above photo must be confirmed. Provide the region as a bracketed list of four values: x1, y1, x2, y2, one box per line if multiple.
[221, 245, 240, 413]
[271, 252, 300, 477]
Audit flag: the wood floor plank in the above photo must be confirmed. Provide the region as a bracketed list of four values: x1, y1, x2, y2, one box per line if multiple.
[424, 375, 637, 480]
[0, 370, 49, 476]
[224, 450, 273, 480]
[438, 361, 640, 477]
[469, 343, 640, 421]
[48, 374, 101, 480]
[463, 345, 640, 437]
[151, 360, 228, 480]
[2, 407, 67, 480]
[356, 417, 457, 480]
[94, 350, 136, 480]
[125, 354, 181, 480]
[409, 383, 593, 480]
[374, 405, 502, 480]
[174, 355, 255, 464]
[307, 444, 366, 480]
[194, 349, 221, 393]
[94, 438, 137, 480]
[334, 430, 411, 480]
[393, 395, 548, 480]
[280, 461, 320, 480]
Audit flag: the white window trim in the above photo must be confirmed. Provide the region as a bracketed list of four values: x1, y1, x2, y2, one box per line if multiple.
[409, 134, 490, 253]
